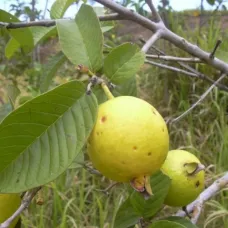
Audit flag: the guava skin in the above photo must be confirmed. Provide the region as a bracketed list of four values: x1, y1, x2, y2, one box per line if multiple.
[161, 150, 205, 207]
[87, 96, 169, 182]
[0, 193, 21, 228]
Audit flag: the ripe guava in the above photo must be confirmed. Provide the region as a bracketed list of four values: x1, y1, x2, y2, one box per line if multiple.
[0, 193, 21, 228]
[87, 96, 169, 186]
[161, 149, 205, 207]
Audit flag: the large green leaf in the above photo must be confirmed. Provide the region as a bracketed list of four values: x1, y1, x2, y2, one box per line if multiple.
[130, 171, 171, 218]
[51, 0, 76, 19]
[40, 51, 67, 93]
[114, 198, 140, 228]
[0, 80, 98, 193]
[68, 149, 84, 169]
[0, 10, 33, 51]
[93, 6, 114, 33]
[30, 27, 57, 46]
[103, 43, 145, 84]
[56, 4, 103, 72]
[113, 75, 138, 97]
[149, 217, 198, 228]
[5, 38, 20, 59]
[149, 220, 185, 228]
[166, 217, 198, 228]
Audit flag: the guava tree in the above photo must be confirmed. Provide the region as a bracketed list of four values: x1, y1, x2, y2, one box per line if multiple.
[0, 0, 227, 227]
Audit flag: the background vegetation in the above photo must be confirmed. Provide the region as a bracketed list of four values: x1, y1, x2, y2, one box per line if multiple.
[0, 0, 228, 227]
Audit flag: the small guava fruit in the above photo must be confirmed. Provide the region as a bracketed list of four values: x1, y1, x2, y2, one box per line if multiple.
[0, 193, 21, 228]
[87, 96, 169, 187]
[161, 149, 205, 207]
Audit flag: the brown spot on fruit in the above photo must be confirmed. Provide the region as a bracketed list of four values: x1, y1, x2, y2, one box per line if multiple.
[101, 116, 107, 123]
[147, 152, 152, 156]
[133, 146, 137, 150]
[122, 161, 126, 164]
[96, 132, 99, 136]
[162, 127, 165, 132]
[195, 180, 200, 187]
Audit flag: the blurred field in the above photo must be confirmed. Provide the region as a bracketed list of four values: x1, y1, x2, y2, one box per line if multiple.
[0, 9, 228, 228]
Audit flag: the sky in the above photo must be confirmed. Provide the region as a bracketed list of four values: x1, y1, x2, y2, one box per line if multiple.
[0, 0, 227, 19]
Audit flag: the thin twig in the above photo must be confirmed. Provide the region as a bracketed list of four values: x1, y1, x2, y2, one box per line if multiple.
[140, 39, 228, 92]
[0, 187, 41, 228]
[171, 73, 227, 123]
[142, 32, 162, 53]
[78, 162, 103, 176]
[0, 13, 123, 29]
[145, 0, 162, 22]
[145, 60, 199, 77]
[175, 172, 228, 218]
[209, 39, 222, 59]
[95, 182, 119, 195]
[146, 55, 202, 63]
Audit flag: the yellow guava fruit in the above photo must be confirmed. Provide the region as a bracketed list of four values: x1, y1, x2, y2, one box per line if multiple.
[161, 150, 205, 207]
[87, 96, 169, 183]
[0, 193, 21, 228]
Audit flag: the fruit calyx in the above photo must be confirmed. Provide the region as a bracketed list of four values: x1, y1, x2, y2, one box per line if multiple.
[130, 175, 153, 200]
[184, 162, 205, 176]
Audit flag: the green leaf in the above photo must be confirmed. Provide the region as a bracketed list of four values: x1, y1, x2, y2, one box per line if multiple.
[0, 10, 33, 51]
[68, 149, 84, 169]
[93, 87, 108, 104]
[149, 220, 185, 228]
[113, 75, 138, 97]
[101, 26, 113, 33]
[103, 43, 145, 84]
[5, 38, 20, 59]
[130, 171, 171, 218]
[30, 27, 57, 46]
[0, 80, 98, 193]
[114, 198, 140, 228]
[7, 84, 21, 109]
[166, 217, 198, 228]
[206, 0, 215, 5]
[51, 0, 76, 19]
[56, 4, 103, 72]
[40, 51, 67, 93]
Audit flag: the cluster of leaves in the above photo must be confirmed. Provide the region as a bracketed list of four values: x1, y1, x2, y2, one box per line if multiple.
[0, 1, 203, 227]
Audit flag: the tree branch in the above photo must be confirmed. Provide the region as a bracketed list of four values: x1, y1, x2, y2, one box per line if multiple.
[94, 0, 228, 74]
[171, 73, 227, 123]
[145, 60, 199, 78]
[94, 0, 159, 31]
[145, 0, 162, 22]
[142, 32, 162, 53]
[0, 187, 41, 228]
[146, 55, 202, 63]
[140, 39, 228, 92]
[175, 172, 228, 223]
[0, 13, 123, 29]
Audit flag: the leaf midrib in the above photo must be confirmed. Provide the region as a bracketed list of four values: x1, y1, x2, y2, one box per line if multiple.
[0, 91, 85, 174]
[110, 51, 139, 80]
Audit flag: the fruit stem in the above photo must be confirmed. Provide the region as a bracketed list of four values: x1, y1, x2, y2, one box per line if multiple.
[101, 82, 114, 100]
